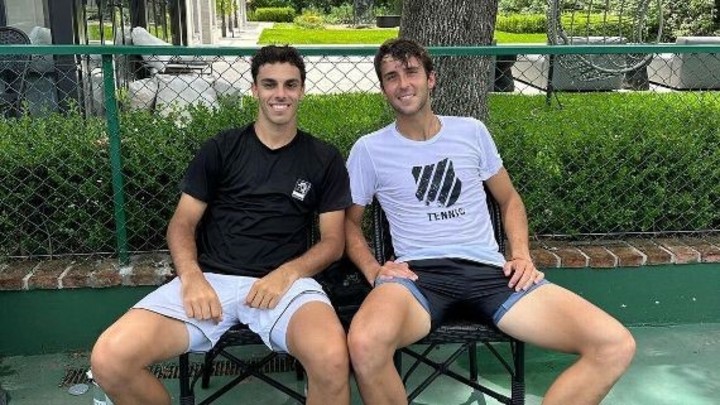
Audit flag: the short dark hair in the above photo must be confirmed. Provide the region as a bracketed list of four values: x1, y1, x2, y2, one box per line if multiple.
[250, 45, 306, 85]
[373, 38, 434, 87]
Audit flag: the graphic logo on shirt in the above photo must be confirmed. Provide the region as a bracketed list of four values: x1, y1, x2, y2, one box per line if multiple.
[292, 179, 312, 201]
[412, 158, 462, 207]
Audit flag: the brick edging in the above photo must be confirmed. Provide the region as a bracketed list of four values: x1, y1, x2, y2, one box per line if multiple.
[1, 238, 719, 291]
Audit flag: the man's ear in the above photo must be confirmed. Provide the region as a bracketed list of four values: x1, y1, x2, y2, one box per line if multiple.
[251, 82, 258, 98]
[427, 71, 437, 91]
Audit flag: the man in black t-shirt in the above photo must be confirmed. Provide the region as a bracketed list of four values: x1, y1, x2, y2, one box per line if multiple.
[91, 46, 353, 405]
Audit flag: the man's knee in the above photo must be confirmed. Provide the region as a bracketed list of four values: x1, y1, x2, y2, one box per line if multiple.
[604, 327, 636, 368]
[287, 304, 349, 379]
[586, 325, 636, 372]
[91, 330, 134, 390]
[297, 333, 349, 393]
[347, 323, 396, 375]
[305, 338, 349, 376]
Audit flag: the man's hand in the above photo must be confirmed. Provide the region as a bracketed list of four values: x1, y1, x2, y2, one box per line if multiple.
[245, 267, 297, 309]
[372, 260, 418, 285]
[503, 257, 544, 291]
[180, 272, 223, 323]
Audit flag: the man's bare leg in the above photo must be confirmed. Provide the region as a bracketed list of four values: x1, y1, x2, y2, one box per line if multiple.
[286, 301, 351, 405]
[91, 309, 189, 405]
[498, 283, 636, 405]
[347, 284, 431, 405]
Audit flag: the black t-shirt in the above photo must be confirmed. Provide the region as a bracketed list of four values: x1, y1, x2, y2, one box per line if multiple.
[181, 124, 352, 277]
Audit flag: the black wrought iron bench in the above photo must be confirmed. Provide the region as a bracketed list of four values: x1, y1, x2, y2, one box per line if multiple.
[178, 190, 525, 404]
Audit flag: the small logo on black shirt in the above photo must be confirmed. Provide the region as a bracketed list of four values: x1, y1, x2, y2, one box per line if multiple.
[292, 179, 312, 201]
[412, 158, 462, 207]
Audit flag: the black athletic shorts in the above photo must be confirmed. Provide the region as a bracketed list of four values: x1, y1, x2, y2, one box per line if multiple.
[392, 258, 548, 331]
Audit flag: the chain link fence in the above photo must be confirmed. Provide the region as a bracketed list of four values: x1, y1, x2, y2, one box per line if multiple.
[0, 44, 718, 261]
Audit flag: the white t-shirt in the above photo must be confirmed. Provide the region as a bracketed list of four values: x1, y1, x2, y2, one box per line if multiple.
[346, 116, 506, 267]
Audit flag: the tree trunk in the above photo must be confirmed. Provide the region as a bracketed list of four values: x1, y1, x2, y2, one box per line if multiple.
[400, 0, 498, 121]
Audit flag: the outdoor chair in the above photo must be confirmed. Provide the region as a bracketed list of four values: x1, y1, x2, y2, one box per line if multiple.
[129, 27, 212, 77]
[178, 189, 524, 404]
[177, 222, 369, 405]
[0, 26, 31, 118]
[512, 36, 627, 94]
[373, 189, 525, 405]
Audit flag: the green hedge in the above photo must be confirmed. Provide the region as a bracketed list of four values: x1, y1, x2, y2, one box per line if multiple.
[499, 1, 720, 40]
[496, 14, 546, 34]
[496, 13, 635, 36]
[252, 7, 296, 22]
[489, 93, 720, 235]
[1, 93, 718, 256]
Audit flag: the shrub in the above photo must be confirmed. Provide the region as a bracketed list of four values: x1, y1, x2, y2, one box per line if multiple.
[496, 13, 634, 36]
[653, 0, 718, 41]
[248, 0, 292, 11]
[2, 93, 718, 256]
[253, 7, 296, 22]
[289, 0, 350, 13]
[325, 4, 355, 25]
[294, 10, 325, 29]
[488, 93, 720, 236]
[559, 13, 636, 37]
[498, 0, 546, 14]
[496, 14, 546, 34]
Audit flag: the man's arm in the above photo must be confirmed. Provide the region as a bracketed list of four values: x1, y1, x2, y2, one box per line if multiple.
[345, 204, 417, 286]
[245, 209, 346, 309]
[167, 192, 223, 322]
[485, 168, 544, 291]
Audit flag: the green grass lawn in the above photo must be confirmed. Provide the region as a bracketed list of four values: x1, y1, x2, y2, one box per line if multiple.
[258, 24, 546, 45]
[494, 31, 546, 44]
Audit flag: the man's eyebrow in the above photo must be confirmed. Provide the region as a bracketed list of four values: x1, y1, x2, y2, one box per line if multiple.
[259, 78, 278, 84]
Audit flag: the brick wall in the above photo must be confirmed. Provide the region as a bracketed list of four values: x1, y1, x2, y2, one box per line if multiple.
[1, 238, 719, 291]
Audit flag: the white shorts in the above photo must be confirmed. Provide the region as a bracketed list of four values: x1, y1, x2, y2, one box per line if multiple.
[133, 273, 332, 353]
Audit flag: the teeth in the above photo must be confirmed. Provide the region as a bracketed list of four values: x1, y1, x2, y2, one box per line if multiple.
[271, 104, 289, 111]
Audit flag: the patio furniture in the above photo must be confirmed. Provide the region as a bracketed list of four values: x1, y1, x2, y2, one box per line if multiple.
[178, 190, 524, 404]
[0, 26, 31, 118]
[512, 37, 628, 93]
[129, 27, 212, 76]
[25, 26, 60, 116]
[648, 36, 720, 90]
[537, 0, 659, 100]
[374, 189, 525, 405]
[177, 222, 370, 405]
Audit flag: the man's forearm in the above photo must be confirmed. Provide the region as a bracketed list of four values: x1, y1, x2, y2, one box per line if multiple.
[167, 220, 203, 279]
[346, 223, 381, 283]
[276, 236, 344, 280]
[501, 195, 532, 260]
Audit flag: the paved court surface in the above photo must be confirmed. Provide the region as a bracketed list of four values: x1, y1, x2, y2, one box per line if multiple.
[2, 323, 718, 404]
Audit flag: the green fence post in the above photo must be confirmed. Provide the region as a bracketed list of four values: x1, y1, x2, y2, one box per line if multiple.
[102, 53, 129, 265]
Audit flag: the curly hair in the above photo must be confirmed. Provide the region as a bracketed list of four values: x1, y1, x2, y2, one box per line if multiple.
[373, 38, 434, 87]
[251, 45, 306, 84]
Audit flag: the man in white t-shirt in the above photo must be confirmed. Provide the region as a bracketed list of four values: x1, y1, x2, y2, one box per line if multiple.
[345, 38, 635, 405]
